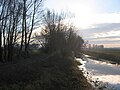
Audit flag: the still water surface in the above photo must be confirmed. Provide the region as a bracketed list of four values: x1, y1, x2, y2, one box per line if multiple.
[76, 56, 120, 90]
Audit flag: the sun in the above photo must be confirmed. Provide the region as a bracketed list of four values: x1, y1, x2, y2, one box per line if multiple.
[45, 0, 96, 29]
[66, 1, 96, 29]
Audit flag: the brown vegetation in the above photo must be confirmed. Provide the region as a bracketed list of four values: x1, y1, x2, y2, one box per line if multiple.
[0, 53, 93, 90]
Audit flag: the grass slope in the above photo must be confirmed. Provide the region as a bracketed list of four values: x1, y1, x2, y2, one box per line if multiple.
[0, 53, 93, 90]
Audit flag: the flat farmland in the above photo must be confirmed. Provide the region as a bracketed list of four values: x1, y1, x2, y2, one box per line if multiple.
[85, 48, 120, 64]
[87, 48, 120, 56]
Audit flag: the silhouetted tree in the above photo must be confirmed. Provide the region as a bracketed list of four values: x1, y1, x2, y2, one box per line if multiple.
[41, 10, 84, 57]
[19, 0, 43, 57]
[7, 0, 23, 61]
[0, 0, 43, 62]
[0, 0, 23, 61]
[66, 28, 84, 56]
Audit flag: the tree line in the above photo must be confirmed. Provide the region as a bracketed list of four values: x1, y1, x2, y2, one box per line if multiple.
[39, 11, 84, 57]
[0, 0, 43, 62]
[0, 0, 84, 62]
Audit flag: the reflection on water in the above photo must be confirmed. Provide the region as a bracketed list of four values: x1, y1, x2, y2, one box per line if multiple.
[94, 75, 120, 84]
[76, 57, 120, 90]
[92, 60, 120, 67]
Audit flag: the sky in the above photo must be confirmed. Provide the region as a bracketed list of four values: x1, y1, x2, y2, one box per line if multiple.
[44, 0, 120, 48]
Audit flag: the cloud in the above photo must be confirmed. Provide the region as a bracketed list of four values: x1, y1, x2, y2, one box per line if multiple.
[102, 44, 120, 48]
[94, 30, 120, 38]
[90, 40, 120, 44]
[74, 12, 120, 29]
[87, 37, 120, 41]
[79, 23, 120, 47]
[79, 23, 120, 39]
[82, 23, 120, 33]
[44, 0, 120, 47]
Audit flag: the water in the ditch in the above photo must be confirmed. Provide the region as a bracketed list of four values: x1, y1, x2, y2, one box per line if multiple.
[76, 56, 120, 90]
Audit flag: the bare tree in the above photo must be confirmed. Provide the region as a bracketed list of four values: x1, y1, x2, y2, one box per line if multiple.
[7, 0, 23, 61]
[19, 0, 43, 57]
[0, 0, 22, 62]
[40, 10, 84, 57]
[0, 0, 5, 62]
[0, 0, 44, 62]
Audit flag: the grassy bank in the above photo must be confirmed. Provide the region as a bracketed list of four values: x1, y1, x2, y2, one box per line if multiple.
[0, 53, 93, 90]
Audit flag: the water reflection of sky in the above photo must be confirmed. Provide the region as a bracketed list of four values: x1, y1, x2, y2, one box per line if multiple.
[76, 58, 120, 90]
[86, 59, 120, 75]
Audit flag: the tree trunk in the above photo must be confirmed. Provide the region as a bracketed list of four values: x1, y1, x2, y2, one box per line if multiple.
[0, 31, 3, 62]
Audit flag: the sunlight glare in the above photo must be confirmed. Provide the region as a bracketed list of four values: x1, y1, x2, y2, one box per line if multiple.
[67, 2, 96, 29]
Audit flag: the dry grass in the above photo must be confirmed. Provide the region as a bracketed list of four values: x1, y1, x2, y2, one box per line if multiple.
[0, 53, 93, 90]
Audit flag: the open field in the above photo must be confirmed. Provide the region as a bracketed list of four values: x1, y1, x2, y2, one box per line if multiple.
[86, 48, 120, 56]
[84, 48, 120, 64]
